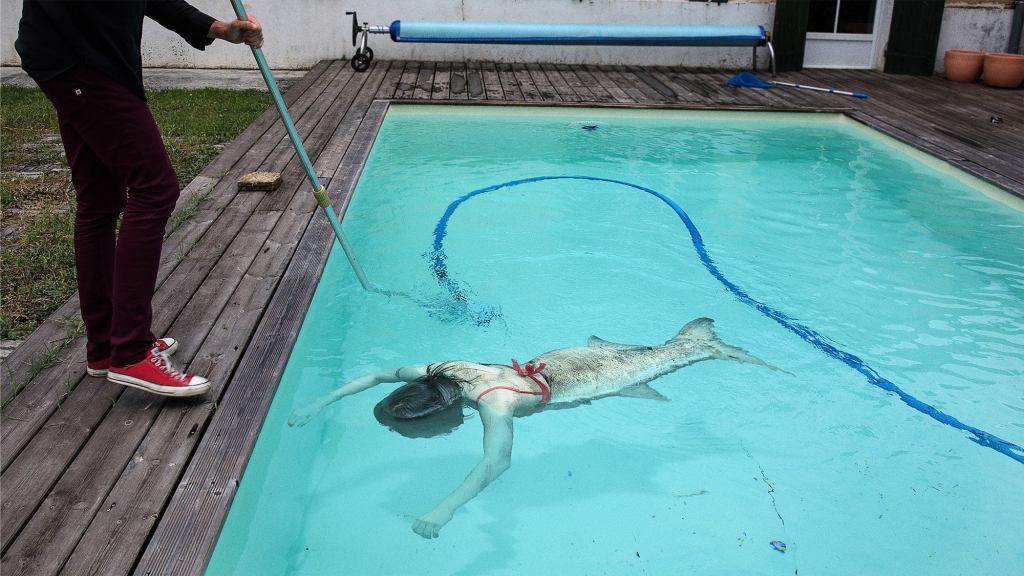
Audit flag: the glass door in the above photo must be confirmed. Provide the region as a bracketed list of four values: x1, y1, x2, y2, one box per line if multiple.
[804, 0, 880, 68]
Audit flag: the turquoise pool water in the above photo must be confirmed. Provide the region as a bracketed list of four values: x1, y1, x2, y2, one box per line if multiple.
[208, 107, 1024, 575]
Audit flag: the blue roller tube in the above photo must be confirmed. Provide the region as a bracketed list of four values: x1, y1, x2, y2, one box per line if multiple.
[229, 0, 373, 291]
[390, 21, 766, 47]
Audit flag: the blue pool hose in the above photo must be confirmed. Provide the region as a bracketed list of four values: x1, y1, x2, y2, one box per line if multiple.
[229, 0, 373, 291]
[429, 175, 1024, 466]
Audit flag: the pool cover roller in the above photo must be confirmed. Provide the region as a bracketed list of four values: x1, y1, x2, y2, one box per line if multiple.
[346, 14, 774, 74]
[229, 0, 374, 291]
[389, 21, 766, 46]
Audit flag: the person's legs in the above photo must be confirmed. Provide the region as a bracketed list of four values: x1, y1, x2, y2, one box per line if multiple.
[106, 106, 179, 367]
[40, 74, 125, 365]
[39, 66, 208, 396]
[39, 66, 179, 367]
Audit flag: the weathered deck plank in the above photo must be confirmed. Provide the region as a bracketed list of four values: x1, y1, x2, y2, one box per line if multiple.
[629, 67, 677, 101]
[582, 65, 632, 103]
[59, 85, 386, 576]
[134, 95, 390, 576]
[60, 63, 393, 576]
[432, 62, 452, 100]
[571, 65, 617, 103]
[466, 61, 486, 100]
[832, 68, 1021, 154]
[375, 59, 406, 100]
[809, 68, 1023, 187]
[0, 59, 334, 410]
[0, 60, 347, 477]
[394, 61, 419, 99]
[449, 61, 469, 100]
[611, 66, 665, 103]
[670, 67, 747, 105]
[412, 62, 435, 100]
[555, 63, 600, 102]
[647, 67, 701, 103]
[539, 63, 581, 102]
[479, 62, 505, 100]
[0, 62, 370, 573]
[511, 63, 543, 101]
[593, 65, 648, 103]
[495, 62, 524, 101]
[525, 63, 561, 102]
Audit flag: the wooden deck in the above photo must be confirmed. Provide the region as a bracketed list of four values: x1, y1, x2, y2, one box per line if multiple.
[1, 60, 1021, 576]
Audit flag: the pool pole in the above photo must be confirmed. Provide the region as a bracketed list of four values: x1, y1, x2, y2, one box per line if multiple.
[228, 0, 374, 291]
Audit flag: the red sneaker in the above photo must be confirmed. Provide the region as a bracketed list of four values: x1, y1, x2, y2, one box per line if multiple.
[86, 338, 178, 377]
[107, 347, 209, 397]
[86, 358, 111, 377]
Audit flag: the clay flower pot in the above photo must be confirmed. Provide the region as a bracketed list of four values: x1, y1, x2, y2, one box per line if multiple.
[944, 49, 985, 83]
[982, 53, 1024, 88]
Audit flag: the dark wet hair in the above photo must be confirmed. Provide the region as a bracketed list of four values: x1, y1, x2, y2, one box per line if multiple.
[374, 362, 469, 438]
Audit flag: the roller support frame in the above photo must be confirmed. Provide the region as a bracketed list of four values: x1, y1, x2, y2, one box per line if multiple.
[345, 12, 776, 77]
[346, 11, 388, 71]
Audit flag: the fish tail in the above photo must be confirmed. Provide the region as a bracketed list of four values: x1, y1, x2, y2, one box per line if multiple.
[671, 318, 790, 374]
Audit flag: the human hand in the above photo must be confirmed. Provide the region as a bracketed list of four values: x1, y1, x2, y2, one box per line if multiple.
[412, 507, 453, 539]
[287, 403, 320, 427]
[210, 15, 263, 48]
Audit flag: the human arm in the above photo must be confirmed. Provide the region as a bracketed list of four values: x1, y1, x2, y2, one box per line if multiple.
[412, 400, 515, 539]
[144, 1, 262, 49]
[288, 365, 428, 427]
[144, 1, 215, 50]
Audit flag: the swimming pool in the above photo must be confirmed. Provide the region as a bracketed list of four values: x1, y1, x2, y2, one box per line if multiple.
[208, 106, 1024, 575]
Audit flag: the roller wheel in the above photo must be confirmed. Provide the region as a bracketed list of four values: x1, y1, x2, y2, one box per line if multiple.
[362, 47, 374, 61]
[351, 51, 372, 72]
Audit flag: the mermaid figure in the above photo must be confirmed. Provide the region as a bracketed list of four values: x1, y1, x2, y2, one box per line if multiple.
[289, 317, 778, 538]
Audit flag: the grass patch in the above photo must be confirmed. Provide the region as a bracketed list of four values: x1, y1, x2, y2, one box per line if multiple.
[28, 315, 86, 377]
[147, 89, 270, 186]
[0, 183, 76, 339]
[1, 314, 85, 411]
[168, 187, 213, 233]
[1, 86, 270, 340]
[1, 88, 65, 172]
[174, 238, 200, 264]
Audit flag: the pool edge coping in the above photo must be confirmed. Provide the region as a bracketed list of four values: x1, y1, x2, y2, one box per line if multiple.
[134, 100, 391, 576]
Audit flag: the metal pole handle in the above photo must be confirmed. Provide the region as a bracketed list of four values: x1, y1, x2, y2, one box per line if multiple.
[227, 0, 374, 290]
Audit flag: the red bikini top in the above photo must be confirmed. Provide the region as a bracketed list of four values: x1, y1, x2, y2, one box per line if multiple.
[475, 359, 551, 407]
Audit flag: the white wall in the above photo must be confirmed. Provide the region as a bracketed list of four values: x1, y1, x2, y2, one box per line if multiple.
[935, 7, 1022, 72]
[3, 1, 1020, 71]
[3, 0, 775, 69]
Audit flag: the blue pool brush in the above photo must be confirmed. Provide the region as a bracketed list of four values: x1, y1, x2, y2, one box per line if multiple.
[728, 71, 868, 99]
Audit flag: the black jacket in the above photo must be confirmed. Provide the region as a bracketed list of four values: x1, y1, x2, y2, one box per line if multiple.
[16, 0, 217, 100]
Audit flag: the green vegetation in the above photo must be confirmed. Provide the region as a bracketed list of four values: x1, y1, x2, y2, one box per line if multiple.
[28, 315, 85, 377]
[1, 86, 269, 340]
[168, 187, 213, 233]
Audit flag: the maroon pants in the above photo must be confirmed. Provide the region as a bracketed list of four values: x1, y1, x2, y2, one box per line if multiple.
[38, 66, 179, 367]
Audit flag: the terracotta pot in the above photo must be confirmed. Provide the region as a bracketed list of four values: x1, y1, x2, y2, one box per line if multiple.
[982, 52, 1024, 88]
[944, 49, 985, 83]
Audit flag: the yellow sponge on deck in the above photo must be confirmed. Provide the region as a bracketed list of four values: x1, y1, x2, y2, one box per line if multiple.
[237, 171, 282, 192]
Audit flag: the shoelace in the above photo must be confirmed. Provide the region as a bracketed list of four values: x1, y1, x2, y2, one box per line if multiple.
[150, 349, 186, 381]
